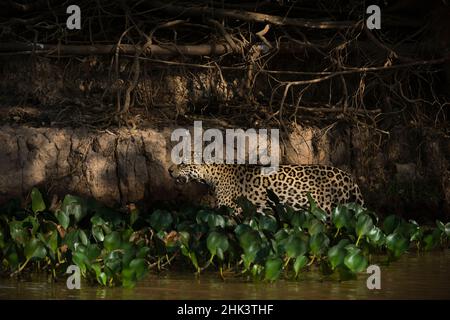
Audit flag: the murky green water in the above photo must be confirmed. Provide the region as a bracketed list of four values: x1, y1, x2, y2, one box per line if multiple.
[1, 250, 449, 299]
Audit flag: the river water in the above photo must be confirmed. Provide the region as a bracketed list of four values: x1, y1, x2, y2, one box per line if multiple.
[1, 250, 449, 299]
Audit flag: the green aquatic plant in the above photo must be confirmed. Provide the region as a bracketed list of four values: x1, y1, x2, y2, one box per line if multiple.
[0, 187, 449, 287]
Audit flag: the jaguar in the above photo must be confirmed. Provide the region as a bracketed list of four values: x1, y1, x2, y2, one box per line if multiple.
[168, 163, 364, 214]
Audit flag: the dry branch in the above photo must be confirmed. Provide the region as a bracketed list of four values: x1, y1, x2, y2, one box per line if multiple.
[0, 42, 232, 57]
[148, 1, 354, 29]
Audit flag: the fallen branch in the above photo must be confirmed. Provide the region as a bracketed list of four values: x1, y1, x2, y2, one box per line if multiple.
[148, 1, 354, 29]
[0, 42, 232, 57]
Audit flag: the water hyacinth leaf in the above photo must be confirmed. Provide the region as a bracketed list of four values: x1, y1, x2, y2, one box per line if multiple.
[207, 214, 226, 229]
[386, 233, 409, 257]
[344, 248, 368, 273]
[129, 258, 147, 280]
[79, 229, 89, 246]
[408, 220, 423, 242]
[91, 215, 106, 226]
[23, 216, 39, 236]
[367, 226, 385, 246]
[436, 220, 445, 232]
[264, 257, 283, 281]
[236, 196, 258, 216]
[9, 220, 28, 244]
[435, 220, 450, 238]
[92, 226, 105, 242]
[284, 235, 307, 258]
[238, 229, 261, 251]
[98, 272, 107, 286]
[195, 209, 210, 224]
[424, 228, 442, 250]
[308, 219, 325, 236]
[86, 244, 101, 262]
[46, 230, 58, 253]
[104, 231, 121, 251]
[24, 238, 47, 260]
[136, 246, 150, 259]
[62, 194, 86, 223]
[290, 211, 309, 228]
[149, 210, 173, 232]
[328, 244, 347, 270]
[307, 193, 327, 223]
[293, 255, 308, 276]
[31, 187, 46, 214]
[445, 223, 450, 238]
[356, 214, 374, 238]
[206, 231, 229, 257]
[383, 215, 401, 234]
[344, 203, 366, 217]
[258, 215, 278, 233]
[178, 231, 190, 247]
[331, 205, 350, 229]
[72, 251, 88, 273]
[55, 210, 70, 230]
[309, 232, 330, 256]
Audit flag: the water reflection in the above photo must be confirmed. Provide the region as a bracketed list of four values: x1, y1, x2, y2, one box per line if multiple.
[0, 250, 449, 299]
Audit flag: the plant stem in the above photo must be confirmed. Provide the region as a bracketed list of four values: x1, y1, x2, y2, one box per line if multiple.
[334, 228, 340, 238]
[12, 258, 30, 276]
[356, 235, 362, 246]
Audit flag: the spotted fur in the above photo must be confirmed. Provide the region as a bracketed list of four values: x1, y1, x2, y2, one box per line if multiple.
[169, 164, 364, 214]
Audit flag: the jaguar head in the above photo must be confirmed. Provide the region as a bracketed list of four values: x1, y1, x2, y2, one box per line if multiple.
[168, 164, 209, 184]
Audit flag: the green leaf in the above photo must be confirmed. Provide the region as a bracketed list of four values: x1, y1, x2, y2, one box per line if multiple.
[307, 193, 328, 223]
[207, 214, 226, 229]
[98, 272, 107, 286]
[258, 215, 278, 233]
[328, 244, 347, 270]
[293, 255, 308, 276]
[149, 209, 173, 232]
[386, 233, 409, 257]
[9, 220, 28, 244]
[367, 226, 385, 246]
[104, 231, 121, 251]
[129, 258, 147, 280]
[445, 223, 450, 238]
[284, 235, 307, 259]
[238, 229, 261, 251]
[309, 232, 330, 256]
[356, 214, 374, 238]
[46, 230, 58, 253]
[31, 187, 46, 214]
[92, 226, 105, 242]
[331, 205, 350, 229]
[423, 228, 442, 250]
[408, 220, 423, 242]
[264, 257, 283, 281]
[91, 215, 106, 226]
[383, 215, 402, 234]
[344, 248, 368, 273]
[72, 251, 88, 274]
[24, 238, 47, 260]
[61, 194, 87, 223]
[290, 211, 310, 228]
[55, 210, 70, 229]
[207, 231, 229, 257]
[308, 219, 325, 236]
[436, 220, 445, 232]
[79, 230, 89, 246]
